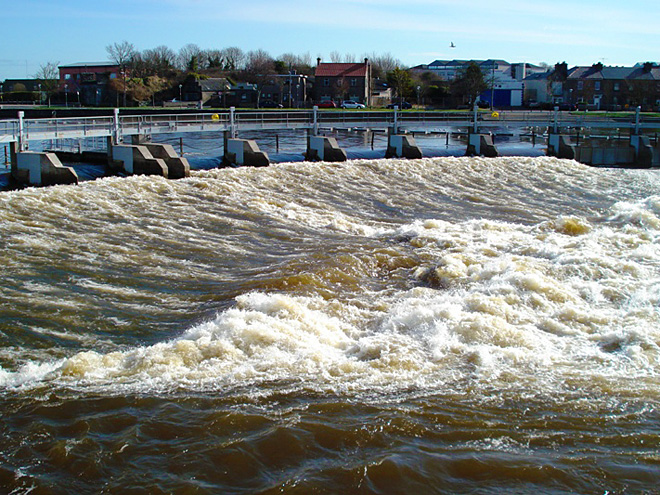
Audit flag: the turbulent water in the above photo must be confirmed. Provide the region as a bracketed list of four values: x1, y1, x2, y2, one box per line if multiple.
[1, 155, 659, 494]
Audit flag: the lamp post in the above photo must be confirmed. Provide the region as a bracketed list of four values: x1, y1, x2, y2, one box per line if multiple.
[77, 91, 80, 107]
[38, 83, 42, 105]
[64, 84, 68, 107]
[121, 70, 127, 107]
[179, 84, 183, 103]
[490, 62, 495, 111]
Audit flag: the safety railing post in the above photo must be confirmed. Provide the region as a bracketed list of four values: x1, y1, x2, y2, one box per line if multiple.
[393, 106, 399, 135]
[113, 108, 121, 144]
[230, 107, 236, 138]
[18, 111, 25, 151]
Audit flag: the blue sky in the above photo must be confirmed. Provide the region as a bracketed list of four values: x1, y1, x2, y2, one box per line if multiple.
[1, 0, 658, 79]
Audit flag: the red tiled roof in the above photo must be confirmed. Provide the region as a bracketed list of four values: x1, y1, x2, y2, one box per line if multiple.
[315, 63, 368, 78]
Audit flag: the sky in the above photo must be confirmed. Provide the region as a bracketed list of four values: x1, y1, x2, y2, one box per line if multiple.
[1, 0, 659, 80]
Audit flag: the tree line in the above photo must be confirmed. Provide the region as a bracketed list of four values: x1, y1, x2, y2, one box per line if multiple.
[23, 40, 487, 108]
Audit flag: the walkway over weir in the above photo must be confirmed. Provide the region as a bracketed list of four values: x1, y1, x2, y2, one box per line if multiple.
[2, 108, 659, 150]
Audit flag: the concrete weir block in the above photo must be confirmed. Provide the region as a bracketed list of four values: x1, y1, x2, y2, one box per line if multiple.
[224, 139, 269, 167]
[305, 136, 347, 162]
[144, 143, 190, 179]
[111, 144, 168, 177]
[385, 134, 423, 159]
[547, 134, 575, 160]
[13, 151, 78, 187]
[466, 133, 498, 158]
[630, 135, 654, 168]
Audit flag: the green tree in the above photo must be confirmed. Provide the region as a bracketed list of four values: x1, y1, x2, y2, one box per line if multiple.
[451, 62, 487, 106]
[387, 68, 414, 104]
[33, 61, 60, 106]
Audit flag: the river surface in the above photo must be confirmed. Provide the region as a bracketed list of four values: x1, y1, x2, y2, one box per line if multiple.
[1, 152, 660, 493]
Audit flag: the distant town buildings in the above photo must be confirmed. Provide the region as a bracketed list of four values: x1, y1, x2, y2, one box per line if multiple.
[1, 55, 658, 110]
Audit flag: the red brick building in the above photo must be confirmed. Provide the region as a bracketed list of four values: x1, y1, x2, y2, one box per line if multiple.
[58, 62, 122, 106]
[314, 59, 371, 105]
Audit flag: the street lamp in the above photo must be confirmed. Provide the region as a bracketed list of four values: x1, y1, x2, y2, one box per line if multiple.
[64, 84, 68, 107]
[121, 70, 127, 107]
[490, 62, 496, 111]
[179, 84, 183, 103]
[38, 83, 42, 105]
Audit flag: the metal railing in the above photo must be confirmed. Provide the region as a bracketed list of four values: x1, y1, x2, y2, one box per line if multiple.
[2, 108, 659, 149]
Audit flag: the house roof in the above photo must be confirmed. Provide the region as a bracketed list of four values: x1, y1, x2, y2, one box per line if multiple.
[199, 78, 230, 92]
[524, 71, 552, 81]
[59, 62, 119, 69]
[567, 65, 660, 81]
[315, 62, 368, 78]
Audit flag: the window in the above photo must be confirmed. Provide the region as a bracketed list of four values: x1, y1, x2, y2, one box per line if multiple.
[614, 83, 620, 91]
[595, 81, 601, 91]
[577, 81, 583, 90]
[350, 78, 357, 87]
[64, 73, 71, 80]
[323, 78, 330, 87]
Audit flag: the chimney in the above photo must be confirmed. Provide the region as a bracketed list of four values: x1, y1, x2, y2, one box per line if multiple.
[317, 57, 321, 66]
[364, 58, 369, 65]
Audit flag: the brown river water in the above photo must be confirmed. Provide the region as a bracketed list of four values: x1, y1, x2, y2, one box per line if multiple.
[1, 155, 659, 493]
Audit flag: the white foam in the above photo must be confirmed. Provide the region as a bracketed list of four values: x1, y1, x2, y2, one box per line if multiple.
[3, 159, 660, 401]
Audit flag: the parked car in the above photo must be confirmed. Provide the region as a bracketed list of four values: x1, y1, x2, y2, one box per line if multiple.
[316, 101, 337, 108]
[259, 100, 283, 108]
[341, 100, 366, 109]
[386, 101, 412, 109]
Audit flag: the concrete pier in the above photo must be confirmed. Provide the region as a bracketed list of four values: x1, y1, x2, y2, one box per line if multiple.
[305, 136, 347, 162]
[466, 133, 498, 157]
[223, 139, 269, 167]
[548, 133, 658, 167]
[385, 134, 423, 159]
[547, 134, 576, 160]
[10, 143, 78, 187]
[143, 144, 190, 179]
[109, 144, 169, 177]
[630, 135, 655, 167]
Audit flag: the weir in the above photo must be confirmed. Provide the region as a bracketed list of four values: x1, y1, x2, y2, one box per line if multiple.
[2, 106, 660, 188]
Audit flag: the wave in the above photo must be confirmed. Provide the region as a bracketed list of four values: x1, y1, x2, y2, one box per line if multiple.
[3, 191, 660, 402]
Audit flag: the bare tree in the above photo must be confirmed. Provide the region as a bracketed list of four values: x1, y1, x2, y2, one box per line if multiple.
[33, 61, 60, 106]
[330, 51, 343, 63]
[364, 52, 402, 79]
[143, 45, 177, 77]
[106, 41, 136, 106]
[244, 49, 275, 106]
[278, 52, 313, 75]
[106, 41, 136, 69]
[221, 46, 246, 71]
[205, 49, 224, 69]
[178, 43, 204, 72]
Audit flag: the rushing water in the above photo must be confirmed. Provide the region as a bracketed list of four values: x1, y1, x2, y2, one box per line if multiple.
[1, 154, 660, 494]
